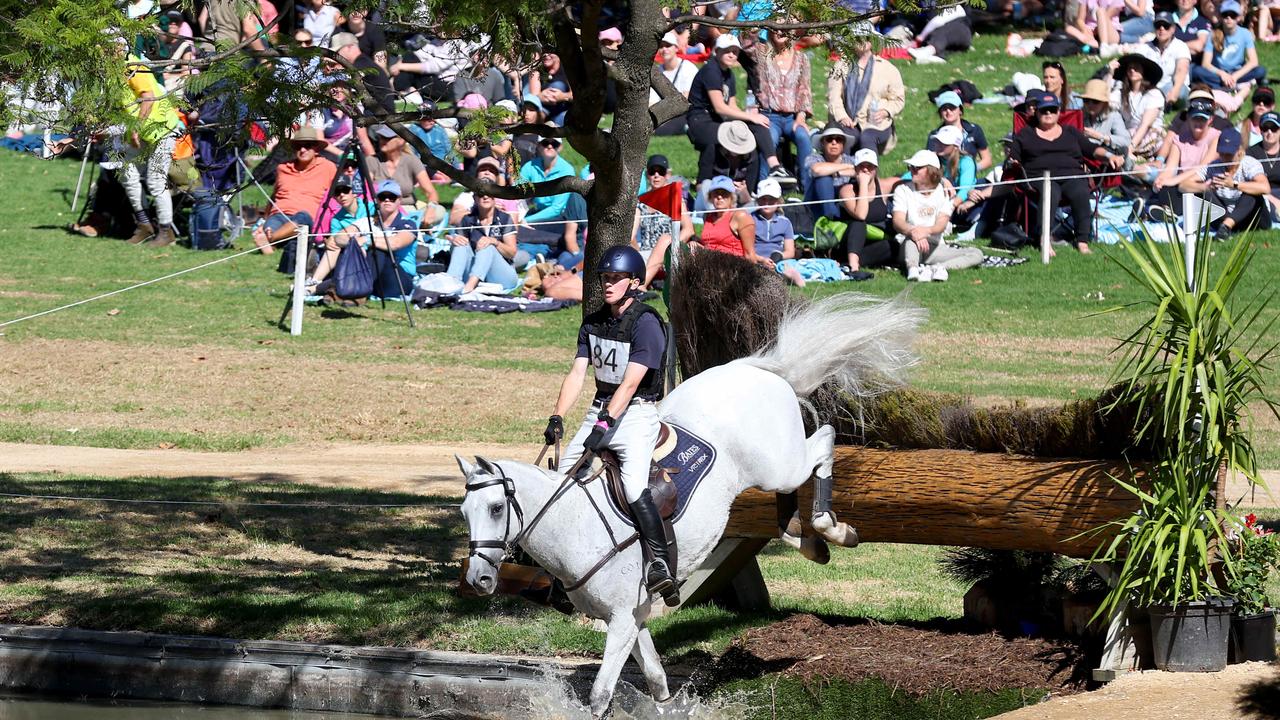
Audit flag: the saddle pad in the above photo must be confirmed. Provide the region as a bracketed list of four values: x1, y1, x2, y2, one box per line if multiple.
[607, 422, 717, 527]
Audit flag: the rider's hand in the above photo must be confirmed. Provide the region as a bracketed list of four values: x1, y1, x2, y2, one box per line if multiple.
[543, 415, 563, 445]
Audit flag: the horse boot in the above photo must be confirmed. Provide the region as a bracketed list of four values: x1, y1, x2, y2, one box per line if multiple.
[629, 488, 680, 607]
[810, 474, 859, 548]
[777, 491, 829, 564]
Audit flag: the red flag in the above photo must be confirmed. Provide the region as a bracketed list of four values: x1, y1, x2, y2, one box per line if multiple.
[638, 181, 682, 221]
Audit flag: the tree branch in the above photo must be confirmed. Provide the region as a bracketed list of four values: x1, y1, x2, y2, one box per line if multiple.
[133, 1, 288, 70]
[663, 6, 914, 34]
[649, 66, 690, 129]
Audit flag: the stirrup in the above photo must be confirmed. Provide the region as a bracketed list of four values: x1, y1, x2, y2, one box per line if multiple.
[646, 560, 680, 606]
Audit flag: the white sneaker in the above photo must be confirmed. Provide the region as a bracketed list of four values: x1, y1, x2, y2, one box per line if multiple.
[932, 266, 949, 282]
[909, 265, 934, 282]
[906, 266, 923, 282]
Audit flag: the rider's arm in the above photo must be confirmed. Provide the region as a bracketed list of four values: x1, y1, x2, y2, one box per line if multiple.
[603, 362, 650, 421]
[552, 357, 590, 418]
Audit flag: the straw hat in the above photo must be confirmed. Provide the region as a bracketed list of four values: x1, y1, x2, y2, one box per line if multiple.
[1081, 79, 1111, 104]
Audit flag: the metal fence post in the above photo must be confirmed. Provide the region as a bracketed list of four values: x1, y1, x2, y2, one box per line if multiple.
[290, 226, 308, 336]
[1040, 172, 1052, 264]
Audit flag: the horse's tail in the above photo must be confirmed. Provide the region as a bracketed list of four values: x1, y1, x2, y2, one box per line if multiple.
[737, 293, 924, 403]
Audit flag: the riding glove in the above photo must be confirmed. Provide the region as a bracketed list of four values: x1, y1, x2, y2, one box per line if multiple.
[583, 412, 615, 452]
[543, 415, 564, 445]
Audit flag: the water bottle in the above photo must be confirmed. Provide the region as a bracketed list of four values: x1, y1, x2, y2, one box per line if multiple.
[869, 99, 879, 124]
[745, 91, 758, 110]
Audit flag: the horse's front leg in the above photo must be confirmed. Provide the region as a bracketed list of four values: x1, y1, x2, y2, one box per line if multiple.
[629, 626, 670, 703]
[805, 425, 859, 547]
[590, 613, 642, 718]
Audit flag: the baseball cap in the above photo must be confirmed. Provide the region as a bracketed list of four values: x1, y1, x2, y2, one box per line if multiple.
[934, 124, 964, 147]
[661, 30, 679, 46]
[906, 150, 941, 170]
[329, 32, 358, 51]
[706, 175, 736, 196]
[853, 148, 879, 167]
[1217, 127, 1242, 155]
[1153, 10, 1176, 26]
[1188, 99, 1214, 119]
[476, 156, 502, 173]
[714, 34, 741, 51]
[1253, 86, 1276, 105]
[1260, 111, 1280, 130]
[755, 178, 783, 200]
[521, 93, 546, 114]
[934, 90, 963, 109]
[1028, 89, 1060, 110]
[375, 179, 402, 198]
[646, 154, 670, 172]
[1219, 0, 1242, 15]
[372, 124, 397, 139]
[334, 178, 353, 192]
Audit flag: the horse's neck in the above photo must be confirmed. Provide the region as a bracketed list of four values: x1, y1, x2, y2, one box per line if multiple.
[509, 464, 624, 578]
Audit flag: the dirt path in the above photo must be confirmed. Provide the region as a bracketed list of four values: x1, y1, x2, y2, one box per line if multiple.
[993, 663, 1279, 719]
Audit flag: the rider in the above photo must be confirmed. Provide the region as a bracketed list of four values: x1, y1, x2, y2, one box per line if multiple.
[544, 246, 678, 606]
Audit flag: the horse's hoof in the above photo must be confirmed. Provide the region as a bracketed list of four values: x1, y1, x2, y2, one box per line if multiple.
[812, 512, 859, 547]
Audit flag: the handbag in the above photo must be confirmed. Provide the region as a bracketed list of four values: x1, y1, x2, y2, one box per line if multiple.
[333, 237, 375, 299]
[990, 222, 1031, 251]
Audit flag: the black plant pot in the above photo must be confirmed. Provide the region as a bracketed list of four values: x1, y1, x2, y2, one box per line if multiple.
[1149, 598, 1234, 672]
[1229, 610, 1278, 663]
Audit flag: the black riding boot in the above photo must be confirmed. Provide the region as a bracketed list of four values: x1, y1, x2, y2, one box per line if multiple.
[629, 488, 680, 606]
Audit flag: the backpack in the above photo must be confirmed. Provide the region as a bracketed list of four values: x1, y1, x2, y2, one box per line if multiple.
[928, 80, 983, 105]
[1035, 32, 1081, 58]
[188, 189, 233, 250]
[333, 238, 375, 300]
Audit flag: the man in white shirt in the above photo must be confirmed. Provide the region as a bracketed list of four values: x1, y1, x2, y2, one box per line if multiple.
[1140, 11, 1192, 105]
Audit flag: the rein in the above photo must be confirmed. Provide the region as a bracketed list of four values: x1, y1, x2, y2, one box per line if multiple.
[463, 448, 640, 593]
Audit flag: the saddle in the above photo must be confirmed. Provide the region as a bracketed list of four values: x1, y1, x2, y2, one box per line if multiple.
[597, 421, 680, 576]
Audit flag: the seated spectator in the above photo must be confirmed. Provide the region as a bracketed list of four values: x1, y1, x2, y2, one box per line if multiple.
[933, 125, 980, 225]
[390, 37, 472, 103]
[1007, 90, 1123, 254]
[930, 90, 992, 172]
[1260, 0, 1280, 41]
[1191, 1, 1266, 97]
[360, 125, 442, 223]
[649, 30, 698, 136]
[450, 157, 525, 226]
[692, 175, 756, 258]
[751, 179, 796, 266]
[1141, 11, 1193, 106]
[1183, 128, 1272, 238]
[1119, 0, 1156, 43]
[446, 189, 520, 293]
[300, 0, 344, 47]
[407, 100, 452, 168]
[693, 121, 760, 209]
[686, 34, 792, 188]
[512, 94, 549, 161]
[1240, 85, 1275, 146]
[516, 128, 576, 262]
[1111, 53, 1167, 167]
[1246, 111, 1280, 223]
[828, 33, 905, 154]
[527, 52, 573, 124]
[1153, 95, 1222, 192]
[838, 148, 901, 279]
[314, 180, 419, 299]
[804, 124, 857, 220]
[1042, 61, 1083, 111]
[452, 49, 507, 107]
[1173, 0, 1213, 56]
[252, 127, 337, 254]
[329, 32, 394, 114]
[344, 8, 387, 71]
[908, 4, 972, 62]
[893, 150, 983, 282]
[307, 176, 371, 286]
[748, 29, 813, 186]
[1066, 0, 1122, 53]
[1081, 79, 1132, 161]
[631, 154, 694, 287]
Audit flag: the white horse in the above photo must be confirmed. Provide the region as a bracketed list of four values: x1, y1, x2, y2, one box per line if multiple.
[458, 293, 921, 717]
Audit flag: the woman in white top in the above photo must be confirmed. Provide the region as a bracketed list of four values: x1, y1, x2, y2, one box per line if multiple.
[892, 150, 984, 282]
[1111, 54, 1167, 174]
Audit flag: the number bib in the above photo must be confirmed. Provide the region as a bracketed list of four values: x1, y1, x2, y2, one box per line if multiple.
[588, 334, 630, 385]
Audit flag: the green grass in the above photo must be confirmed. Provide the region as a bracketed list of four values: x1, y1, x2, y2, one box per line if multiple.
[711, 676, 1047, 720]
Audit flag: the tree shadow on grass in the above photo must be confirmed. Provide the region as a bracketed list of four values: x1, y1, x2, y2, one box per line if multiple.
[1239, 667, 1280, 719]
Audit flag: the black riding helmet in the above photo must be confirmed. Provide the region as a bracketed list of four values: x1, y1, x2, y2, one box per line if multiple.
[597, 246, 646, 278]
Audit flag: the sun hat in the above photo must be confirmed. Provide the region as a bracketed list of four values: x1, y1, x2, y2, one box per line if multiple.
[599, 27, 623, 43]
[1188, 88, 1216, 104]
[717, 120, 757, 155]
[375, 179, 402, 198]
[714, 34, 741, 52]
[817, 124, 849, 143]
[906, 149, 941, 170]
[853, 148, 879, 167]
[1260, 111, 1280, 130]
[1081, 78, 1111, 103]
[289, 126, 325, 144]
[521, 93, 546, 114]
[329, 32, 358, 51]
[706, 175, 736, 196]
[934, 91, 963, 109]
[1216, 127, 1242, 155]
[934, 124, 964, 147]
[755, 178, 783, 200]
[661, 30, 680, 46]
[1117, 53, 1163, 86]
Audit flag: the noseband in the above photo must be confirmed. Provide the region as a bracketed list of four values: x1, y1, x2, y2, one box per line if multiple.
[464, 464, 524, 572]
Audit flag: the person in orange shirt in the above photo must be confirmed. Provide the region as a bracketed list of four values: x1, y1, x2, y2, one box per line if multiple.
[251, 127, 337, 254]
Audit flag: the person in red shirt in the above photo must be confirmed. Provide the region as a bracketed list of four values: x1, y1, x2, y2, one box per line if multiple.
[251, 127, 337, 254]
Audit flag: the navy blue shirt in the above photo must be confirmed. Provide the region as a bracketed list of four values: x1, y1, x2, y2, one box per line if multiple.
[688, 60, 735, 125]
[576, 304, 665, 401]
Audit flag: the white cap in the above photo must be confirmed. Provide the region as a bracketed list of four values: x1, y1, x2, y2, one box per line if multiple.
[495, 99, 518, 113]
[755, 178, 783, 200]
[934, 124, 964, 147]
[906, 149, 941, 169]
[853, 148, 879, 167]
[661, 30, 680, 46]
[714, 34, 741, 51]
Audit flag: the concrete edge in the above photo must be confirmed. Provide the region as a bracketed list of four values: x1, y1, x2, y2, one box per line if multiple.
[0, 624, 649, 717]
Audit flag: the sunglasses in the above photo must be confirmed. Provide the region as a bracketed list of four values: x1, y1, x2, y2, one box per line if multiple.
[335, 187, 353, 194]
[1254, 98, 1276, 105]
[539, 141, 560, 148]
[1042, 61, 1064, 72]
[823, 136, 846, 143]
[474, 192, 492, 199]
[376, 194, 399, 202]
[1221, 11, 1239, 19]
[647, 166, 667, 175]
[1263, 125, 1280, 132]
[1038, 107, 1060, 115]
[939, 104, 960, 112]
[1154, 22, 1174, 29]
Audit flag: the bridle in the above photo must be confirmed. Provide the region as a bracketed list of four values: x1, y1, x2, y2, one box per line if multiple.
[464, 464, 525, 572]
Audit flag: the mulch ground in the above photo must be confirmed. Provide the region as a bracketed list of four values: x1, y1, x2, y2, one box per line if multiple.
[715, 614, 1090, 697]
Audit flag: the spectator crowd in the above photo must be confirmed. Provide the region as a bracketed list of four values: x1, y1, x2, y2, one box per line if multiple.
[42, 0, 1280, 295]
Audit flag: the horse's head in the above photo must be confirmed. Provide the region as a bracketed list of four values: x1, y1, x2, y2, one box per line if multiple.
[457, 454, 522, 596]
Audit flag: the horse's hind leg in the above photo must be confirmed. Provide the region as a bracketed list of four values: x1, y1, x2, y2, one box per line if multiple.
[629, 627, 670, 703]
[589, 613, 642, 718]
[805, 425, 859, 548]
[777, 491, 830, 564]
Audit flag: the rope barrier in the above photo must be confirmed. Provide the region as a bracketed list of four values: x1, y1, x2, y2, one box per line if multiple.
[0, 490, 458, 510]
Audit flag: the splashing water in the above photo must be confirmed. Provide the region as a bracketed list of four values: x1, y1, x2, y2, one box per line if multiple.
[524, 676, 756, 720]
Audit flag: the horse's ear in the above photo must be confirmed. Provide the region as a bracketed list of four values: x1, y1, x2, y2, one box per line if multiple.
[474, 456, 498, 475]
[455, 454, 476, 478]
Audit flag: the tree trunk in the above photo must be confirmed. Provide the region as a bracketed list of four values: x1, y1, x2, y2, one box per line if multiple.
[724, 447, 1146, 558]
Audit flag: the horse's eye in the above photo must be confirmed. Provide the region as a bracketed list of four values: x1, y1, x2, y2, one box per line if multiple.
[489, 503, 504, 518]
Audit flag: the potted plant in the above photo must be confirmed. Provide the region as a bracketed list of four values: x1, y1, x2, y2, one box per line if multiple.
[1089, 230, 1278, 672]
[1225, 513, 1279, 663]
